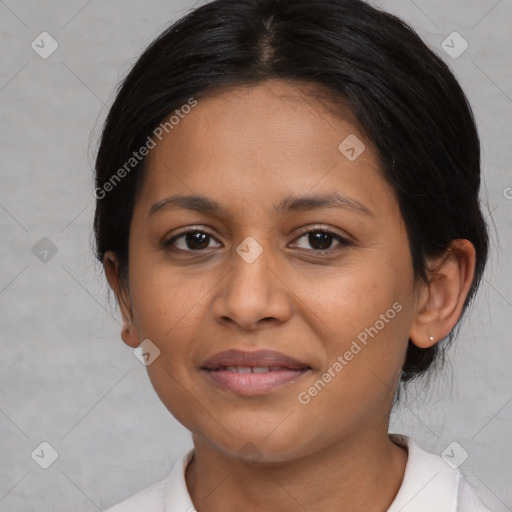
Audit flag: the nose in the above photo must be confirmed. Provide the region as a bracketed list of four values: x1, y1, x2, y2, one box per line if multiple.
[211, 240, 293, 331]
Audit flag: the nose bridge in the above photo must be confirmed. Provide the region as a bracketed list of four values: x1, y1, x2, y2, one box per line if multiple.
[230, 234, 276, 301]
[212, 233, 291, 328]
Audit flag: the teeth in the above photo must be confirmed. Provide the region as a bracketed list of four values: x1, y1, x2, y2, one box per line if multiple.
[225, 365, 251, 373]
[223, 366, 273, 373]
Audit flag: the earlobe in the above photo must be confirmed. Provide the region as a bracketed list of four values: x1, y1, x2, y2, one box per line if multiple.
[120, 323, 141, 349]
[103, 251, 141, 349]
[409, 239, 476, 349]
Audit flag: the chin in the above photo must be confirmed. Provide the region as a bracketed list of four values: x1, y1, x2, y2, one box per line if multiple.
[195, 419, 316, 464]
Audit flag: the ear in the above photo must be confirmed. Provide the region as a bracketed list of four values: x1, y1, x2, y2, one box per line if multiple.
[409, 239, 476, 349]
[103, 251, 141, 349]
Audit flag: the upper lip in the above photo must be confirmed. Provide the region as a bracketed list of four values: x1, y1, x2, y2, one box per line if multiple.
[201, 349, 310, 370]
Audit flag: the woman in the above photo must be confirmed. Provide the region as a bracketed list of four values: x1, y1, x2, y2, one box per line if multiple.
[95, 0, 492, 510]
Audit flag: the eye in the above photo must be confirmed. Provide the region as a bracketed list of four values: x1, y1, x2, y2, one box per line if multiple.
[292, 228, 352, 253]
[164, 229, 222, 252]
[163, 226, 352, 255]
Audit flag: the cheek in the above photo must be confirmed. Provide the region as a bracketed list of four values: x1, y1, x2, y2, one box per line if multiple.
[295, 293, 407, 445]
[307, 263, 403, 340]
[127, 261, 214, 428]
[299, 256, 413, 401]
[129, 254, 208, 343]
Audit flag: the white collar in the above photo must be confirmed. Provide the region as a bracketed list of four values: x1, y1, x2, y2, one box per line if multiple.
[387, 433, 461, 511]
[163, 434, 462, 512]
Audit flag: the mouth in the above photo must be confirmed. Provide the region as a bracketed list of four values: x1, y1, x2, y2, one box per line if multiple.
[200, 349, 311, 396]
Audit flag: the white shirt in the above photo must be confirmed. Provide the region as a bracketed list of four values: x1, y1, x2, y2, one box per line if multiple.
[103, 434, 492, 511]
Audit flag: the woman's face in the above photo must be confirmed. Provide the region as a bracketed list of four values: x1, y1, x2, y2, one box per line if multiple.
[118, 79, 421, 461]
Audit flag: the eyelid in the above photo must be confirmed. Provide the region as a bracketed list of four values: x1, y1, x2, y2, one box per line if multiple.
[168, 225, 217, 238]
[164, 226, 221, 247]
[163, 223, 353, 254]
[292, 224, 351, 239]
[290, 225, 353, 251]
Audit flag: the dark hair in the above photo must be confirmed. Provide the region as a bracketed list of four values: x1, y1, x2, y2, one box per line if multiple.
[94, 0, 489, 387]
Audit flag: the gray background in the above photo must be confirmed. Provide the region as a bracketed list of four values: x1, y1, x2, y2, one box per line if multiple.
[0, 0, 510, 510]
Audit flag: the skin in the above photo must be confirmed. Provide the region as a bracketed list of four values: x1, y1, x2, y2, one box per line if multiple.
[104, 79, 476, 512]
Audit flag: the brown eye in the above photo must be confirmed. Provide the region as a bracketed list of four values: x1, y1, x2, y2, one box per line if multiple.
[165, 230, 221, 252]
[293, 229, 351, 253]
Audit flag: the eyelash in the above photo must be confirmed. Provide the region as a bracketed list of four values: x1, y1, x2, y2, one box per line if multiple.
[163, 226, 352, 255]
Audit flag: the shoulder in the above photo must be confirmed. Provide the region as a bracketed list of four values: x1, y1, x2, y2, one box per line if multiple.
[102, 449, 195, 512]
[103, 474, 170, 512]
[388, 434, 493, 512]
[457, 477, 493, 512]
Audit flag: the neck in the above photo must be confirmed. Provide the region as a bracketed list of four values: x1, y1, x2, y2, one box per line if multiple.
[185, 428, 408, 512]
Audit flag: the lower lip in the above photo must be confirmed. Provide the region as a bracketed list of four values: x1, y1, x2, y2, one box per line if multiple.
[202, 368, 309, 396]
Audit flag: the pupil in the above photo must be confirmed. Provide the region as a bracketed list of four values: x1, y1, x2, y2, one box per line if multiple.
[187, 232, 209, 250]
[183, 231, 333, 251]
[310, 231, 332, 250]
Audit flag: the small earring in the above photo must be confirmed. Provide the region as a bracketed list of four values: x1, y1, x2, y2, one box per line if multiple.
[429, 335, 435, 342]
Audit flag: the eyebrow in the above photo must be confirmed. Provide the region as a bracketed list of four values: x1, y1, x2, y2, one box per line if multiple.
[148, 193, 374, 218]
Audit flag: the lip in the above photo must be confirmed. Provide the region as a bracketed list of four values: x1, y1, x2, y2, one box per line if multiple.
[201, 349, 311, 396]
[202, 349, 309, 370]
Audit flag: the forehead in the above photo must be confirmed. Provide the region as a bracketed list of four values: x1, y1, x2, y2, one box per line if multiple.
[139, 79, 397, 220]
